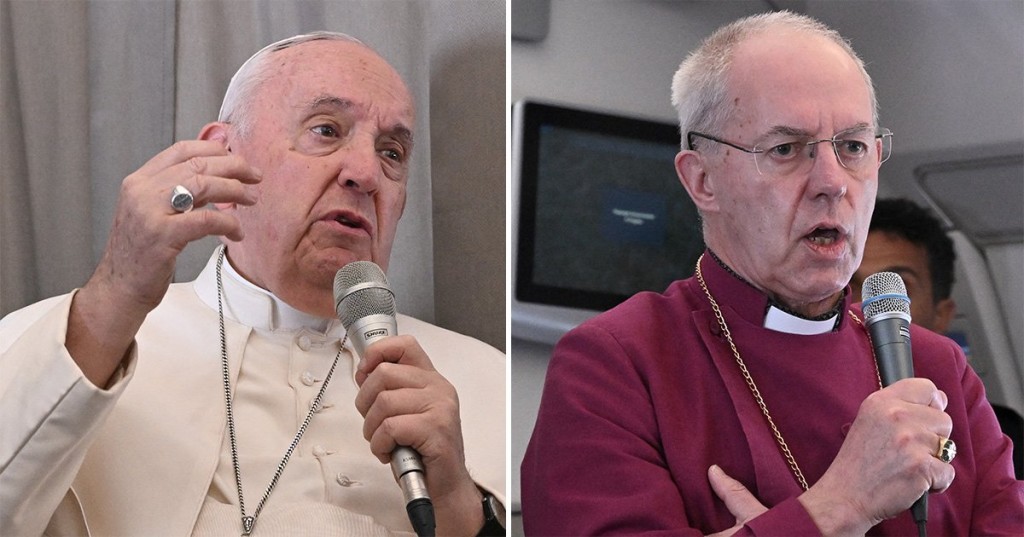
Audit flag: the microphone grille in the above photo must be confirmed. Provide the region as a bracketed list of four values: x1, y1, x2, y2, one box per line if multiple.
[333, 261, 396, 329]
[861, 271, 911, 320]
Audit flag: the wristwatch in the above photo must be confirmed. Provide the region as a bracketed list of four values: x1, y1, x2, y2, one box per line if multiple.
[477, 491, 506, 537]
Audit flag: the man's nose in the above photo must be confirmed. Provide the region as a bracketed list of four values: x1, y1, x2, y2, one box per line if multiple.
[337, 138, 381, 194]
[807, 141, 849, 200]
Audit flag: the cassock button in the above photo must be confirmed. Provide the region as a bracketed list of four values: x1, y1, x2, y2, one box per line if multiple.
[297, 335, 312, 351]
[336, 473, 361, 487]
[312, 400, 333, 413]
[312, 445, 334, 458]
[300, 371, 318, 386]
[709, 319, 723, 338]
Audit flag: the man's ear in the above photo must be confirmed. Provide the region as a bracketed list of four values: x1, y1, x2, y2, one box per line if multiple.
[197, 122, 236, 211]
[933, 297, 957, 334]
[675, 150, 718, 213]
[198, 122, 230, 145]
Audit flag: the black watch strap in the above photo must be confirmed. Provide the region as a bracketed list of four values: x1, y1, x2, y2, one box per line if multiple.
[477, 492, 506, 537]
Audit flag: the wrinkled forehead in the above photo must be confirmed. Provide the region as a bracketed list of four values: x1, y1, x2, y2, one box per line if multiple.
[265, 39, 415, 123]
[725, 30, 873, 129]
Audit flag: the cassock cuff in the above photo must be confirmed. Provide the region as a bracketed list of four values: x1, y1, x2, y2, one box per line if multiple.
[743, 496, 822, 536]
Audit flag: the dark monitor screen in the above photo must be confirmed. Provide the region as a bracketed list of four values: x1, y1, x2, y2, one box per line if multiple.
[514, 101, 705, 312]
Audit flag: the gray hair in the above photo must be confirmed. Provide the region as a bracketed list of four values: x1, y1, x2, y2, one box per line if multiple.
[670, 11, 878, 150]
[218, 31, 365, 138]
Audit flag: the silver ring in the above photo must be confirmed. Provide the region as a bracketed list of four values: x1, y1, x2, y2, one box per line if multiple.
[170, 185, 194, 213]
[936, 436, 956, 464]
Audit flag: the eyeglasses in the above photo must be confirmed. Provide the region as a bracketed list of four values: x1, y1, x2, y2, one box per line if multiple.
[687, 127, 893, 177]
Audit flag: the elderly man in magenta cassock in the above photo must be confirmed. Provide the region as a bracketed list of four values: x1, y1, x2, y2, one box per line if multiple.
[521, 11, 1023, 536]
[0, 33, 505, 536]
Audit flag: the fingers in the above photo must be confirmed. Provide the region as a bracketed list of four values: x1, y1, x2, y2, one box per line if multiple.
[356, 361, 458, 443]
[88, 139, 264, 314]
[885, 378, 947, 411]
[870, 379, 952, 438]
[121, 140, 263, 241]
[159, 180, 254, 243]
[362, 387, 458, 463]
[355, 335, 436, 386]
[867, 381, 956, 483]
[145, 142, 262, 215]
[708, 465, 768, 525]
[930, 454, 957, 493]
[353, 336, 461, 466]
[123, 141, 262, 221]
[172, 207, 249, 243]
[357, 371, 456, 419]
[921, 433, 957, 494]
[139, 140, 261, 183]
[355, 365, 432, 431]
[164, 158, 261, 213]
[929, 389, 949, 412]
[815, 380, 958, 523]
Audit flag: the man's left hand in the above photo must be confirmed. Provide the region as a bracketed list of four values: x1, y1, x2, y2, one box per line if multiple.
[354, 335, 485, 536]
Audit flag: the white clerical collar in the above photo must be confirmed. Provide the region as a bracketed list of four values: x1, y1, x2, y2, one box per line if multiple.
[195, 247, 337, 333]
[763, 305, 837, 335]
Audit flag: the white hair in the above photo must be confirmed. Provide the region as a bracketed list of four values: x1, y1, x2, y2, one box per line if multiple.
[218, 31, 365, 138]
[670, 11, 878, 151]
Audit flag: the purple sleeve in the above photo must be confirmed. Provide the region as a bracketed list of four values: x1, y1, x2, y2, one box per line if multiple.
[520, 323, 824, 536]
[521, 323, 697, 535]
[742, 497, 821, 536]
[958, 354, 1024, 534]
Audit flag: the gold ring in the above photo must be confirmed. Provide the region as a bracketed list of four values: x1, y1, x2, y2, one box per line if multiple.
[935, 436, 956, 464]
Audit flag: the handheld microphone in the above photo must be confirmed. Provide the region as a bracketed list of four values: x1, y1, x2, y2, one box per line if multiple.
[861, 271, 927, 537]
[334, 261, 435, 537]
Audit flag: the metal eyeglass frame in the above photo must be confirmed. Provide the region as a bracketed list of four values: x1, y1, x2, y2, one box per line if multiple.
[686, 128, 894, 175]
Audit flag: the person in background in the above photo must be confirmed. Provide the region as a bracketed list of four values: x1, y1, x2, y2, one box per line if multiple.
[0, 32, 505, 537]
[850, 198, 956, 334]
[521, 11, 1023, 536]
[852, 197, 1023, 479]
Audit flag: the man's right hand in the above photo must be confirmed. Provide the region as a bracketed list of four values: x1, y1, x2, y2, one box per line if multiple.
[798, 378, 956, 535]
[66, 139, 261, 387]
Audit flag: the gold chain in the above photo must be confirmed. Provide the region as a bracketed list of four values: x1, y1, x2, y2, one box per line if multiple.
[848, 313, 883, 390]
[694, 254, 882, 491]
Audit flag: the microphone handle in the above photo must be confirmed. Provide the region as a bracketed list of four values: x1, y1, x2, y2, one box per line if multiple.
[867, 316, 928, 535]
[392, 446, 434, 537]
[344, 320, 436, 537]
[868, 313, 914, 385]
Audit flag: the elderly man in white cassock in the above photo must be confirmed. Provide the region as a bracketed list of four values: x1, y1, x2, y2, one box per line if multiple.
[0, 32, 505, 537]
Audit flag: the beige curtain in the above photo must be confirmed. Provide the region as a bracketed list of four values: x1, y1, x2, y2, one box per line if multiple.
[0, 0, 506, 352]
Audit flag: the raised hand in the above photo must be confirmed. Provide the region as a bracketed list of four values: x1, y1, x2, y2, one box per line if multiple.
[66, 138, 261, 387]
